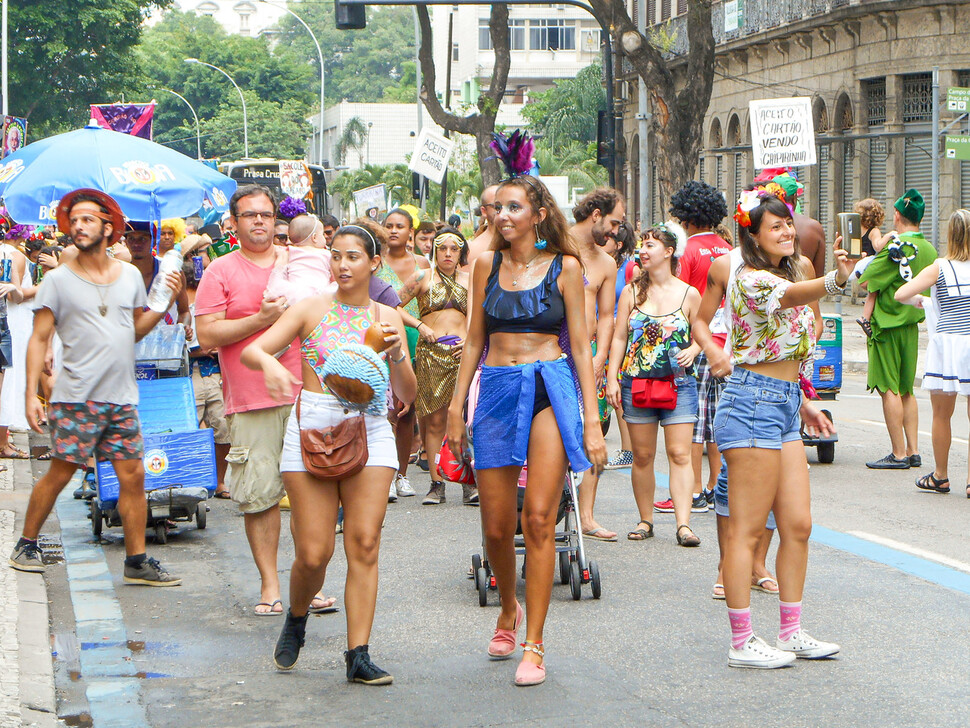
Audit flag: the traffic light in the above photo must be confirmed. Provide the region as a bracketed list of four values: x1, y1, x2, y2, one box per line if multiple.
[596, 110, 614, 169]
[411, 172, 428, 201]
[335, 0, 366, 30]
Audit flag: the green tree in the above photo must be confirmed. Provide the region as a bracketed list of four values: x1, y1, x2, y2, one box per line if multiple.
[533, 141, 608, 193]
[521, 65, 606, 153]
[333, 117, 369, 167]
[274, 2, 416, 105]
[8, 0, 172, 137]
[136, 10, 316, 159]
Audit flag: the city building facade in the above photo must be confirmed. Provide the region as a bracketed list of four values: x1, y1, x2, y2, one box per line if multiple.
[619, 0, 970, 251]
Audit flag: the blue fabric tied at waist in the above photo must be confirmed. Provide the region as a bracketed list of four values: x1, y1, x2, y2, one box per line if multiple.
[472, 356, 592, 474]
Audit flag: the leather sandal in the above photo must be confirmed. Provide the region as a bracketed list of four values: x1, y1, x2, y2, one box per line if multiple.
[627, 520, 653, 541]
[676, 524, 701, 547]
[916, 472, 950, 494]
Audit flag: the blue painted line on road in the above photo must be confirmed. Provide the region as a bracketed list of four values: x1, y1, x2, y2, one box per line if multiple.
[811, 525, 970, 596]
[56, 476, 150, 727]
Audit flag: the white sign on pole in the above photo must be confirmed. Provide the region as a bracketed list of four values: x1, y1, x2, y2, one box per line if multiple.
[408, 129, 454, 184]
[352, 183, 387, 219]
[748, 97, 816, 170]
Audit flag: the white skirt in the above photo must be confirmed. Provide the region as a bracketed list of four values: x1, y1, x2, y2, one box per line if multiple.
[280, 389, 397, 473]
[923, 332, 970, 395]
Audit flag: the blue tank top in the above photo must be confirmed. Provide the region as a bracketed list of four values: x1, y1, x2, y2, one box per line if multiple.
[482, 252, 565, 336]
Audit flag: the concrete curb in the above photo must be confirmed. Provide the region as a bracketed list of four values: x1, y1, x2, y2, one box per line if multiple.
[9, 434, 57, 728]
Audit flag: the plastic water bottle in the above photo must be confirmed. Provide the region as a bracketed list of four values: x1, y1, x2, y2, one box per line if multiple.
[147, 244, 183, 313]
[667, 343, 686, 378]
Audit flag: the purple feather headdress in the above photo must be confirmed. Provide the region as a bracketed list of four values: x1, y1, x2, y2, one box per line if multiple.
[489, 131, 535, 178]
[279, 196, 306, 219]
[6, 224, 33, 240]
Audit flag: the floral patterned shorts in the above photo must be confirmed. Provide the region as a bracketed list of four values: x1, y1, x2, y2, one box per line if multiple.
[49, 402, 144, 466]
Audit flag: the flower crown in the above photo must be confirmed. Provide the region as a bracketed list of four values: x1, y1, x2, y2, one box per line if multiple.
[733, 183, 790, 228]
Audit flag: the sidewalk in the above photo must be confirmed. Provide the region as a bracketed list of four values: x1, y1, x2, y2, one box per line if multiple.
[0, 433, 57, 728]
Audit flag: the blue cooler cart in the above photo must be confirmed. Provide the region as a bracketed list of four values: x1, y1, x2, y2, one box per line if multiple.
[802, 314, 841, 463]
[91, 326, 217, 543]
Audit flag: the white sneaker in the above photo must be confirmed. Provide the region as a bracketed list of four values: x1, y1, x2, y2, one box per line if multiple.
[728, 635, 796, 669]
[388, 479, 398, 503]
[776, 630, 840, 659]
[395, 474, 416, 497]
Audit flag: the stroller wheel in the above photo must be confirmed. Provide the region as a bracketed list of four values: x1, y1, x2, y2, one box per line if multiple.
[471, 554, 482, 588]
[589, 560, 602, 599]
[476, 567, 489, 606]
[569, 561, 582, 601]
[91, 501, 103, 538]
[154, 522, 168, 545]
[559, 551, 570, 585]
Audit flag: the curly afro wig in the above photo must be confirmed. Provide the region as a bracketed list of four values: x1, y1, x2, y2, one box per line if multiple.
[668, 180, 729, 230]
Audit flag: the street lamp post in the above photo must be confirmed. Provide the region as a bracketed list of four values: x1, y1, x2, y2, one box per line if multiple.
[185, 58, 249, 159]
[258, 0, 325, 166]
[160, 88, 202, 159]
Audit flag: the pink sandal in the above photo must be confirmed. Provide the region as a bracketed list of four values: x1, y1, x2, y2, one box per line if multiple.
[487, 601, 524, 660]
[514, 641, 546, 686]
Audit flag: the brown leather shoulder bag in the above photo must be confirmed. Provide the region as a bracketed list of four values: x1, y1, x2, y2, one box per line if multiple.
[298, 394, 368, 480]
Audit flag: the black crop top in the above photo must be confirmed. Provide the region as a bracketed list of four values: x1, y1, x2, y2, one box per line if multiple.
[482, 251, 565, 335]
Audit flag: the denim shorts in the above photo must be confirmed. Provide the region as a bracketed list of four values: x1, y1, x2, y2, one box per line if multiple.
[622, 374, 698, 426]
[712, 367, 801, 451]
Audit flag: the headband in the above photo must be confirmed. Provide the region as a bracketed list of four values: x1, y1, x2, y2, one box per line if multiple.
[433, 232, 465, 249]
[338, 224, 377, 252]
[650, 221, 688, 258]
[294, 220, 321, 247]
[734, 183, 790, 228]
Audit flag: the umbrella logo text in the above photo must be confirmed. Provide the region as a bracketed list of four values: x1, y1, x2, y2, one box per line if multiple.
[109, 161, 176, 186]
[0, 159, 24, 185]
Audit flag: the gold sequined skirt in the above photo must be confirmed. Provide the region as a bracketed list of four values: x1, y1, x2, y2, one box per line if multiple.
[415, 338, 460, 418]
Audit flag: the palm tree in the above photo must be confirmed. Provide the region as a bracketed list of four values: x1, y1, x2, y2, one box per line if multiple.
[334, 116, 369, 167]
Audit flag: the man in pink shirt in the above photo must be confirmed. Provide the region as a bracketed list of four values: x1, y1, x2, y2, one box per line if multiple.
[195, 186, 306, 616]
[669, 181, 730, 511]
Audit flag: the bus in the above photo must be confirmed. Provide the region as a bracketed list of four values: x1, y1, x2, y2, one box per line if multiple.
[219, 159, 328, 216]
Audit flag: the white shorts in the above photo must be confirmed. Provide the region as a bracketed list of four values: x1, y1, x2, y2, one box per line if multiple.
[280, 389, 398, 473]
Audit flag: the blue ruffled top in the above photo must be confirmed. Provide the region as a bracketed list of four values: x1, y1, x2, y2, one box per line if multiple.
[483, 252, 565, 335]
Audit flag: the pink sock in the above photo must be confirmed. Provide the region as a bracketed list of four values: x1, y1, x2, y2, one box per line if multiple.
[728, 607, 753, 649]
[779, 601, 802, 641]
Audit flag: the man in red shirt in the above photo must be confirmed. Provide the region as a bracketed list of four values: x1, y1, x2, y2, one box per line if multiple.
[668, 181, 730, 512]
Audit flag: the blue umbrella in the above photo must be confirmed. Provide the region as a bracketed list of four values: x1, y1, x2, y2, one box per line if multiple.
[0, 122, 236, 225]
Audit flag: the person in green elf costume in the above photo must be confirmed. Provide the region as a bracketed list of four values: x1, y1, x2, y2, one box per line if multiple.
[859, 189, 937, 469]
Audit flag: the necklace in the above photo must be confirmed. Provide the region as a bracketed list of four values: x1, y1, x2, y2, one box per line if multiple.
[504, 251, 543, 286]
[76, 259, 109, 316]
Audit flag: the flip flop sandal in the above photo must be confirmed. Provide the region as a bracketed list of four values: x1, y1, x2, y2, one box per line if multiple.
[627, 521, 654, 541]
[308, 594, 339, 614]
[214, 490, 231, 499]
[36, 449, 53, 461]
[916, 472, 950, 494]
[583, 527, 618, 542]
[254, 599, 283, 616]
[856, 317, 873, 339]
[752, 577, 780, 594]
[0, 447, 29, 459]
[712, 583, 726, 600]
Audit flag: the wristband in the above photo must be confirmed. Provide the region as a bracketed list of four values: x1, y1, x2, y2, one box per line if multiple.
[391, 350, 407, 364]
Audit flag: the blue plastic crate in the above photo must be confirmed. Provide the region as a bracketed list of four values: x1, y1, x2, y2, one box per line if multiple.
[137, 377, 197, 434]
[811, 315, 842, 391]
[96, 429, 216, 508]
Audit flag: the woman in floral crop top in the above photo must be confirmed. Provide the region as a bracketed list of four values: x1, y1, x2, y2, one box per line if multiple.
[693, 188, 854, 670]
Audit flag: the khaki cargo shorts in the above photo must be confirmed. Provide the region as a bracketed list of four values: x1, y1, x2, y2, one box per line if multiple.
[226, 405, 291, 514]
[193, 369, 230, 444]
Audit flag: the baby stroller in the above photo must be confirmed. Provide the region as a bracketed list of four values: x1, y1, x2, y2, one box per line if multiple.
[470, 468, 602, 604]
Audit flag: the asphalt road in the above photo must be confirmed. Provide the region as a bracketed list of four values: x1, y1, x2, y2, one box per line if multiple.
[34, 372, 970, 727]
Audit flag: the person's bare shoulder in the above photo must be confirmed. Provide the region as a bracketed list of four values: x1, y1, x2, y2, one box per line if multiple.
[414, 253, 431, 269]
[584, 246, 616, 288]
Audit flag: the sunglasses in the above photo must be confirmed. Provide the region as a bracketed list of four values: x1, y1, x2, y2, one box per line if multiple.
[274, 234, 289, 242]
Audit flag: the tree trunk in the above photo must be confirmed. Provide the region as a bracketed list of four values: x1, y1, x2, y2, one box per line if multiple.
[588, 0, 715, 212]
[416, 4, 511, 187]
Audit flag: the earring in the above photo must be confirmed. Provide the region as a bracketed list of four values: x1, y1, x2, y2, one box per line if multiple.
[534, 224, 548, 250]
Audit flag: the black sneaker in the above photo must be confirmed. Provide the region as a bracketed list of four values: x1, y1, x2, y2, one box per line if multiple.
[274, 610, 308, 671]
[9, 540, 44, 572]
[704, 489, 715, 506]
[691, 493, 709, 513]
[123, 557, 182, 586]
[345, 644, 393, 685]
[909, 454, 922, 468]
[866, 453, 910, 470]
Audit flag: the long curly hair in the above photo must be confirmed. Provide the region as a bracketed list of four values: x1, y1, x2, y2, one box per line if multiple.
[632, 225, 678, 306]
[669, 180, 728, 229]
[738, 193, 806, 282]
[488, 177, 581, 260]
